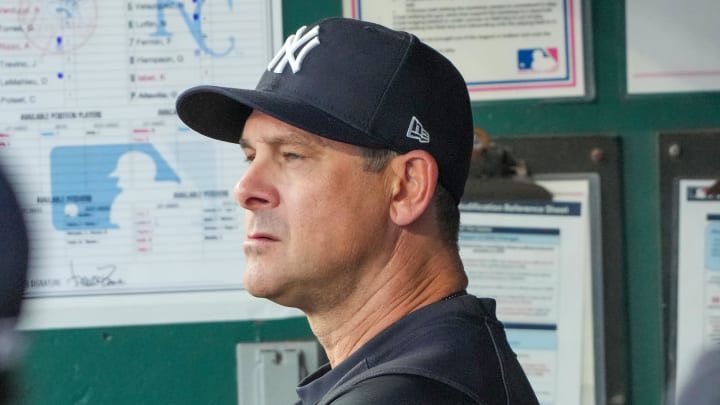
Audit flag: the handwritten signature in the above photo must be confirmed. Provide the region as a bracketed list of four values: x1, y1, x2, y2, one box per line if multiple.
[68, 262, 125, 287]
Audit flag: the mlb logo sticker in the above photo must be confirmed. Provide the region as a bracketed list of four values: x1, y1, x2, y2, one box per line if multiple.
[518, 48, 559, 72]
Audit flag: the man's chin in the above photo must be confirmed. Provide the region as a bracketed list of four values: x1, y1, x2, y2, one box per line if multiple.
[245, 284, 305, 310]
[243, 277, 283, 301]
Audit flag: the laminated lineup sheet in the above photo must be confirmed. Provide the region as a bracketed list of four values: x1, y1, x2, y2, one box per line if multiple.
[674, 180, 720, 401]
[344, 0, 587, 101]
[0, 1, 301, 328]
[459, 179, 597, 405]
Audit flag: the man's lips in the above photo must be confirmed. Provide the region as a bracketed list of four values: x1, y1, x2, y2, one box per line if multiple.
[246, 232, 279, 242]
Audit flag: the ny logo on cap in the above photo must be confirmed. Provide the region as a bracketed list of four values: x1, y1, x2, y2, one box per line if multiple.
[406, 116, 430, 143]
[267, 25, 320, 74]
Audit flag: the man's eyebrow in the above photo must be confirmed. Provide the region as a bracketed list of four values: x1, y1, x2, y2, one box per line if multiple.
[239, 131, 328, 149]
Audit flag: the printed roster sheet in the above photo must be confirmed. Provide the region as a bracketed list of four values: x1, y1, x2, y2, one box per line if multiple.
[0, 0, 303, 329]
[459, 178, 601, 405]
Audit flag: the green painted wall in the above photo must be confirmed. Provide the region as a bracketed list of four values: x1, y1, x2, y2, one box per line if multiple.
[7, 1, 720, 404]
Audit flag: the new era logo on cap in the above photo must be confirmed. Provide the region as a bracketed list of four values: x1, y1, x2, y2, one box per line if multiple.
[406, 116, 430, 144]
[267, 25, 320, 74]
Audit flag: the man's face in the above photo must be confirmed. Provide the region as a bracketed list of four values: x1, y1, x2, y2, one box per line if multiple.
[235, 110, 392, 311]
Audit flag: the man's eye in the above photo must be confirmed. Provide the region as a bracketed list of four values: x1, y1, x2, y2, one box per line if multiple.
[283, 152, 303, 161]
[244, 154, 255, 163]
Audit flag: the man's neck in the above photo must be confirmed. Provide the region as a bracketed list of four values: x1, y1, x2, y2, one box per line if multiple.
[305, 243, 467, 367]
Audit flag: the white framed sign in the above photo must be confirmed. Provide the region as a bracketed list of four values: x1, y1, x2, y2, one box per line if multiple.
[344, 0, 590, 101]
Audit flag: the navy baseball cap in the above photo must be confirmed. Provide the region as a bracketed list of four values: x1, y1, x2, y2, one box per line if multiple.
[176, 17, 474, 202]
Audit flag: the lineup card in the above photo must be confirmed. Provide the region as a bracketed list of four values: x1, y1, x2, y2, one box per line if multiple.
[0, 1, 280, 301]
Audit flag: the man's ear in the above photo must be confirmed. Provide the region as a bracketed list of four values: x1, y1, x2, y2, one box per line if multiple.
[388, 150, 438, 226]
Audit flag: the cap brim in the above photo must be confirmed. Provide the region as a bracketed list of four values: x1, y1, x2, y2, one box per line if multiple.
[176, 85, 386, 148]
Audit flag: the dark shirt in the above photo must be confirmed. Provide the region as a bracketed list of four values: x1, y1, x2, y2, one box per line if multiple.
[296, 294, 539, 404]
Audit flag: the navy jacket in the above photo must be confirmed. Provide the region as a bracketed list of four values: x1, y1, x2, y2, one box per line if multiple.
[296, 294, 539, 404]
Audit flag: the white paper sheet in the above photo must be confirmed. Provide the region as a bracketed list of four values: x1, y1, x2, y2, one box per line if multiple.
[626, 0, 720, 94]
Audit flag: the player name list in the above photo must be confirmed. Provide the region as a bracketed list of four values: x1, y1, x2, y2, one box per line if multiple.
[0, 1, 265, 113]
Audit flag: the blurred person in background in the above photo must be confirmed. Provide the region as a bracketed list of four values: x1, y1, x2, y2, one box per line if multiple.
[0, 162, 29, 404]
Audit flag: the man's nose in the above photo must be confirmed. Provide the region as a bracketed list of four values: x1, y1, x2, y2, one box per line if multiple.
[233, 159, 279, 211]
